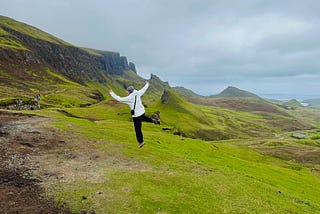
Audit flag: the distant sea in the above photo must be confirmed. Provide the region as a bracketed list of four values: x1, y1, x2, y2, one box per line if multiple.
[259, 94, 320, 102]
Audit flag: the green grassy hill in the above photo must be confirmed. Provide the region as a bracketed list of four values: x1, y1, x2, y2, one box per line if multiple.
[25, 106, 320, 213]
[283, 99, 304, 109]
[172, 86, 203, 98]
[149, 89, 312, 140]
[0, 16, 165, 109]
[0, 16, 101, 107]
[0, 13, 315, 141]
[0, 15, 71, 49]
[211, 86, 260, 98]
[2, 15, 320, 213]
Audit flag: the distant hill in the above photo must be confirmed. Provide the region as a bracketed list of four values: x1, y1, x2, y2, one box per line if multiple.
[211, 86, 260, 98]
[155, 89, 312, 141]
[172, 86, 203, 98]
[173, 86, 288, 115]
[302, 99, 320, 107]
[173, 86, 260, 100]
[282, 99, 303, 109]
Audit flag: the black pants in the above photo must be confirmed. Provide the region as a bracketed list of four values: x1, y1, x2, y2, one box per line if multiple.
[133, 114, 152, 143]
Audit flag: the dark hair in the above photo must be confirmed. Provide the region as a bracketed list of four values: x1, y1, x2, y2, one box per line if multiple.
[127, 86, 134, 93]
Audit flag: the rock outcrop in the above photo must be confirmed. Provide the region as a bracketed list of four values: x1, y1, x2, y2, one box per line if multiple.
[129, 62, 136, 73]
[99, 51, 136, 75]
[0, 25, 136, 84]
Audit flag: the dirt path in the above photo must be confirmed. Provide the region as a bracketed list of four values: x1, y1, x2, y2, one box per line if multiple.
[0, 111, 71, 214]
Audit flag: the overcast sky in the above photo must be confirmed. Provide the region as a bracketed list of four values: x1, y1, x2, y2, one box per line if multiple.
[1, 0, 320, 100]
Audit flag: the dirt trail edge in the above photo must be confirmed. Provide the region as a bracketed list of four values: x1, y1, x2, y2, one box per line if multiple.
[0, 110, 71, 214]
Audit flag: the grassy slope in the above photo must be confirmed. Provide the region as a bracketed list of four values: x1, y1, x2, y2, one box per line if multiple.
[2, 14, 320, 213]
[0, 15, 117, 107]
[149, 90, 312, 140]
[0, 15, 71, 49]
[0, 16, 109, 108]
[172, 86, 203, 99]
[283, 99, 303, 108]
[58, 88, 314, 142]
[6, 69, 320, 213]
[0, 67, 105, 108]
[31, 107, 320, 213]
[288, 107, 320, 127]
[61, 89, 269, 140]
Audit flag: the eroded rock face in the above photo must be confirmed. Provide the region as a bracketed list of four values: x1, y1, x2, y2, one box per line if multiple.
[0, 27, 136, 84]
[161, 90, 170, 104]
[129, 62, 136, 73]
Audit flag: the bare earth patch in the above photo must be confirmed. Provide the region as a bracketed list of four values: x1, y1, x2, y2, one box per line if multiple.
[0, 111, 71, 213]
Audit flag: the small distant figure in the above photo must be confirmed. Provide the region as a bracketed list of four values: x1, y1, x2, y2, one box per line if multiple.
[35, 94, 41, 109]
[109, 82, 152, 148]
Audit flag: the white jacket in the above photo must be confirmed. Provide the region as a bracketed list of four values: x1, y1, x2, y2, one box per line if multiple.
[110, 82, 149, 117]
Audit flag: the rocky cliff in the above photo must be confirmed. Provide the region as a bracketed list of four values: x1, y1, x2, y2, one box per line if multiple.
[0, 16, 136, 85]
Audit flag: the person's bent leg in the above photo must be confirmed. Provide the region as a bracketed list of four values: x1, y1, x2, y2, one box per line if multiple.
[141, 113, 153, 123]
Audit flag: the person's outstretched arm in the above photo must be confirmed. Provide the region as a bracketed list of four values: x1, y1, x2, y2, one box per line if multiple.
[109, 89, 131, 104]
[137, 81, 150, 96]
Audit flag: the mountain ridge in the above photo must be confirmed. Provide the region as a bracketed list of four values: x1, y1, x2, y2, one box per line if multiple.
[1, 15, 320, 213]
[173, 85, 261, 100]
[0, 16, 136, 83]
[1, 15, 167, 108]
[0, 16, 316, 136]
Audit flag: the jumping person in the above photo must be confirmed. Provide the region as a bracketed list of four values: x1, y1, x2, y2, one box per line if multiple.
[109, 81, 152, 148]
[35, 94, 41, 109]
